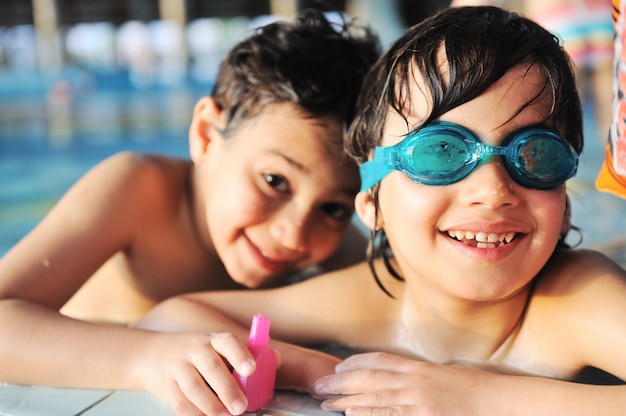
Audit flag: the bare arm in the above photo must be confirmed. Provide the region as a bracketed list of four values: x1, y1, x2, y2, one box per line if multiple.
[135, 294, 343, 394]
[0, 153, 249, 415]
[0, 298, 260, 415]
[0, 153, 147, 389]
[134, 264, 382, 386]
[135, 261, 396, 395]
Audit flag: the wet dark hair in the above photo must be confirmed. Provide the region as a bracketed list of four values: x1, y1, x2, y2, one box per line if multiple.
[210, 9, 381, 138]
[345, 6, 584, 296]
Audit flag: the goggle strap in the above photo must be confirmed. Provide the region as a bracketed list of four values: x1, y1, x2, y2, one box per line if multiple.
[360, 159, 393, 192]
[359, 147, 395, 192]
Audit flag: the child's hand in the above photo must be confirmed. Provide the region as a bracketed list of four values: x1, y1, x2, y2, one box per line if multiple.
[138, 331, 257, 416]
[314, 352, 496, 416]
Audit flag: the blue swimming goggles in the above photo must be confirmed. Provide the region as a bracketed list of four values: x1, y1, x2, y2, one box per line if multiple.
[359, 121, 578, 191]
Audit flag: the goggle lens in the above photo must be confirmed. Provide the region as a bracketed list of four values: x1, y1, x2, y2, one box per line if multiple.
[409, 134, 469, 175]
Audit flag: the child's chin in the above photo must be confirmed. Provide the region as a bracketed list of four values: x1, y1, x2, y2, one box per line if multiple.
[235, 274, 274, 289]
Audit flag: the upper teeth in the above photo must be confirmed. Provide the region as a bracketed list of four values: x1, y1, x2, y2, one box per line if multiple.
[447, 230, 516, 248]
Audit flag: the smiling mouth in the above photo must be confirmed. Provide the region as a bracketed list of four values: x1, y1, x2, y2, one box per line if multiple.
[259, 253, 292, 266]
[256, 246, 303, 270]
[446, 230, 517, 248]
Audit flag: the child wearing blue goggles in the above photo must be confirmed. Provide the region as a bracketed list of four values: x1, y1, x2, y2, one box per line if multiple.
[359, 120, 579, 191]
[133, 7, 626, 416]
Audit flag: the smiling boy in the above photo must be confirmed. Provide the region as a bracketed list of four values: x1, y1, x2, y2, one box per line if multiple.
[0, 9, 381, 404]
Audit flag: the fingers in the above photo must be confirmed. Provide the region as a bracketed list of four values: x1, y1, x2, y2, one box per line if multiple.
[335, 405, 412, 416]
[155, 332, 256, 416]
[316, 367, 399, 397]
[211, 331, 256, 377]
[316, 352, 411, 397]
[194, 332, 253, 415]
[335, 352, 407, 373]
[320, 389, 410, 416]
[186, 349, 244, 414]
[167, 371, 226, 416]
[314, 353, 495, 416]
[325, 404, 412, 416]
[314, 353, 424, 416]
[316, 370, 413, 416]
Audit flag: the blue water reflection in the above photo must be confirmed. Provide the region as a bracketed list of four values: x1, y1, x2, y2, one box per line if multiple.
[0, 68, 206, 255]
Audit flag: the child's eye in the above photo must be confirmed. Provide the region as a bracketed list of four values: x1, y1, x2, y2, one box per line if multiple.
[320, 202, 352, 222]
[264, 173, 290, 193]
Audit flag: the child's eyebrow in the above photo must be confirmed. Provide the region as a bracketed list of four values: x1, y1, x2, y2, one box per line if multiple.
[265, 148, 309, 173]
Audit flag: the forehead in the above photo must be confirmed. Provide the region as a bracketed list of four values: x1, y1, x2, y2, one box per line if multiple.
[385, 63, 553, 145]
[233, 103, 359, 184]
[246, 103, 344, 152]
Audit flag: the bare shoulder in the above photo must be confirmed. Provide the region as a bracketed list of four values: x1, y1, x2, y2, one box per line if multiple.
[92, 151, 190, 198]
[526, 249, 626, 378]
[64, 151, 193, 238]
[535, 248, 626, 298]
[0, 151, 193, 310]
[74, 152, 193, 230]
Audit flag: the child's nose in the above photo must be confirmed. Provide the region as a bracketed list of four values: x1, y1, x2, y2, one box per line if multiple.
[269, 206, 309, 252]
[459, 159, 521, 208]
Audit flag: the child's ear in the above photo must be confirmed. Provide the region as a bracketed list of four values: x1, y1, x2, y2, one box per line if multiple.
[355, 191, 383, 231]
[189, 96, 223, 163]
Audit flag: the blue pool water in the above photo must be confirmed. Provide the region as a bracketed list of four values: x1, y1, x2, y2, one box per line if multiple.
[0, 69, 206, 255]
[2, 70, 626, 266]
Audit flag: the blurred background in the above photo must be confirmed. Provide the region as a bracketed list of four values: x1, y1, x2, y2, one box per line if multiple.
[1, 0, 626, 267]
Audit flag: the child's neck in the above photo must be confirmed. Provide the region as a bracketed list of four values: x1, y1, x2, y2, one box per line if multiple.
[395, 282, 533, 363]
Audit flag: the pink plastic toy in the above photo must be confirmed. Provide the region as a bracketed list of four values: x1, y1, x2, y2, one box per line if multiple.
[234, 314, 277, 411]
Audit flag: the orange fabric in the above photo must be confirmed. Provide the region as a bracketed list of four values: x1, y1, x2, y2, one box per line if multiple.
[596, 142, 626, 199]
[596, 0, 626, 198]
